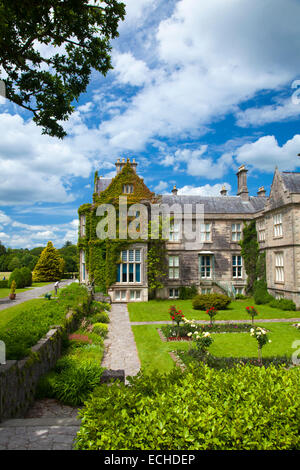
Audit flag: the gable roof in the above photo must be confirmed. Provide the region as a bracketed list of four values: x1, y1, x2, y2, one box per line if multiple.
[281, 172, 300, 193]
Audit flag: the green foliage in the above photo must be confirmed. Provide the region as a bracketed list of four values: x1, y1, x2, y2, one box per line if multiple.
[253, 280, 274, 305]
[179, 284, 198, 300]
[192, 293, 231, 311]
[37, 357, 104, 406]
[8, 267, 31, 288]
[89, 311, 110, 324]
[32, 241, 64, 282]
[92, 322, 108, 338]
[0, 279, 8, 288]
[10, 279, 16, 294]
[239, 221, 260, 294]
[75, 364, 300, 450]
[269, 298, 296, 311]
[0, 0, 125, 138]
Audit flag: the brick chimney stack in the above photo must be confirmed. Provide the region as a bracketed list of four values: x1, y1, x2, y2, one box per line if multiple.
[172, 185, 178, 196]
[257, 186, 266, 197]
[220, 185, 227, 196]
[115, 158, 138, 174]
[236, 165, 249, 201]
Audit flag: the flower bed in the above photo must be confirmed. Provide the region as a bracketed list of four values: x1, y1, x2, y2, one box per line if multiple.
[161, 322, 252, 341]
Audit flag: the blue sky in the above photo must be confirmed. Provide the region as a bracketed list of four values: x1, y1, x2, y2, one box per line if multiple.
[0, 0, 300, 248]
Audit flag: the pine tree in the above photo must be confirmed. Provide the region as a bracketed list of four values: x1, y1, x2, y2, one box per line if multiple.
[32, 241, 64, 282]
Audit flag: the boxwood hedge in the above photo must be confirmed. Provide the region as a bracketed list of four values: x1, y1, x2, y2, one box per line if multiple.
[75, 364, 300, 450]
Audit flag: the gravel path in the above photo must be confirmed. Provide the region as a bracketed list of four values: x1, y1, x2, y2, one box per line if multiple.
[102, 303, 141, 378]
[0, 279, 74, 311]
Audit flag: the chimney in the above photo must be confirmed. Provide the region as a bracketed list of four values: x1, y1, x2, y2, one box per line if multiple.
[220, 185, 227, 196]
[257, 186, 266, 197]
[115, 157, 138, 174]
[172, 185, 178, 196]
[131, 158, 137, 173]
[236, 165, 249, 201]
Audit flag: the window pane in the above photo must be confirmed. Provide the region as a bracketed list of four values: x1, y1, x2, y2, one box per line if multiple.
[129, 263, 134, 282]
[129, 250, 134, 262]
[122, 264, 127, 282]
[122, 251, 127, 262]
[136, 264, 141, 282]
[117, 264, 121, 282]
[135, 249, 141, 262]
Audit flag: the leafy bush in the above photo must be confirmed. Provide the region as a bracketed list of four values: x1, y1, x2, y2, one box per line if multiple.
[20, 266, 32, 287]
[75, 364, 300, 450]
[0, 279, 8, 288]
[8, 268, 25, 288]
[269, 298, 296, 311]
[179, 285, 198, 300]
[89, 312, 110, 324]
[235, 294, 248, 300]
[192, 293, 231, 310]
[37, 358, 104, 406]
[92, 322, 108, 338]
[253, 280, 274, 305]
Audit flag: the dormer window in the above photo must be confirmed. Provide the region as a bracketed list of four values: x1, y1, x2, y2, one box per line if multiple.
[123, 184, 133, 194]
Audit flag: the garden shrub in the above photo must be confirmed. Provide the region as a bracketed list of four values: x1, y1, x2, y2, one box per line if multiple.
[253, 280, 274, 305]
[75, 364, 300, 450]
[89, 312, 110, 324]
[192, 293, 231, 310]
[0, 279, 8, 288]
[269, 298, 296, 311]
[92, 322, 108, 338]
[20, 266, 32, 287]
[179, 285, 198, 300]
[37, 357, 104, 406]
[8, 268, 26, 288]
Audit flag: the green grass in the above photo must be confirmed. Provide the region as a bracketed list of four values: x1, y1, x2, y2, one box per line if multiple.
[128, 298, 300, 322]
[0, 298, 49, 328]
[132, 322, 300, 373]
[0, 282, 53, 298]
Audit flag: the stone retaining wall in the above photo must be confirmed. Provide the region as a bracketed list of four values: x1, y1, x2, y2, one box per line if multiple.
[0, 308, 82, 423]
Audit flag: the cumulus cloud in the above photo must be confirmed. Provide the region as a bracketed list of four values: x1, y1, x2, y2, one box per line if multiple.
[178, 183, 231, 197]
[235, 135, 300, 172]
[236, 98, 300, 127]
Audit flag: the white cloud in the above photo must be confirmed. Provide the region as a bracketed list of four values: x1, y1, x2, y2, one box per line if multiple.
[112, 52, 152, 87]
[235, 134, 300, 172]
[236, 98, 300, 127]
[170, 148, 233, 179]
[178, 183, 231, 197]
[154, 180, 168, 193]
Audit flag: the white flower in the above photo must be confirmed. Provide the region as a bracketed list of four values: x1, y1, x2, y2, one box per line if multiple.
[187, 332, 192, 337]
[203, 332, 211, 337]
[269, 340, 272, 343]
[250, 328, 254, 333]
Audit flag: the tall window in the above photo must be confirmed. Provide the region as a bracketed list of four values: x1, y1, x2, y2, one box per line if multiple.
[81, 250, 86, 281]
[200, 223, 211, 242]
[257, 220, 265, 242]
[80, 214, 86, 237]
[275, 252, 284, 282]
[169, 256, 179, 279]
[169, 221, 181, 241]
[123, 184, 133, 194]
[232, 255, 242, 278]
[199, 255, 212, 279]
[232, 223, 242, 241]
[273, 213, 283, 237]
[117, 249, 141, 283]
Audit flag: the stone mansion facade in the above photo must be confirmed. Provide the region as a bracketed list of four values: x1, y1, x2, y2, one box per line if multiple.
[79, 158, 300, 308]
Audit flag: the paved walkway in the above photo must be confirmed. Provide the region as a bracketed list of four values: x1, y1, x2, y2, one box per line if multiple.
[0, 399, 80, 450]
[0, 279, 74, 311]
[102, 303, 141, 378]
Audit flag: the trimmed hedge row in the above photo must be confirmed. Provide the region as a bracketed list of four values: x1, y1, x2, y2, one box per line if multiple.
[192, 293, 231, 310]
[75, 364, 300, 450]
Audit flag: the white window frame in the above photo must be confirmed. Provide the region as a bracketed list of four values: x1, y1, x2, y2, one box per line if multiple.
[201, 287, 212, 294]
[273, 213, 283, 238]
[81, 250, 86, 281]
[169, 288, 179, 299]
[130, 289, 141, 301]
[123, 184, 134, 194]
[232, 223, 242, 242]
[169, 221, 181, 242]
[169, 256, 179, 279]
[275, 252, 284, 283]
[117, 249, 142, 284]
[199, 255, 212, 279]
[257, 220, 265, 242]
[232, 255, 243, 279]
[200, 223, 212, 242]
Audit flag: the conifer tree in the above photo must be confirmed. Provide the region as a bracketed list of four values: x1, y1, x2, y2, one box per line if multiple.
[32, 241, 64, 282]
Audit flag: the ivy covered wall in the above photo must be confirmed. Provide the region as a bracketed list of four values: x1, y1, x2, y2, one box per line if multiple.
[78, 161, 167, 294]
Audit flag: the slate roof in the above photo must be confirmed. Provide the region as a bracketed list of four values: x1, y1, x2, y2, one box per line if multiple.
[96, 178, 112, 193]
[160, 195, 267, 214]
[281, 172, 300, 194]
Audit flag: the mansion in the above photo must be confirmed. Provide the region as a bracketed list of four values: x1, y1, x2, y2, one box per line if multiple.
[79, 158, 300, 308]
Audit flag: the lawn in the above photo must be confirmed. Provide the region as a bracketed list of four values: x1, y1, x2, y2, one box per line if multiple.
[0, 298, 51, 328]
[132, 322, 300, 373]
[0, 281, 53, 298]
[128, 298, 300, 322]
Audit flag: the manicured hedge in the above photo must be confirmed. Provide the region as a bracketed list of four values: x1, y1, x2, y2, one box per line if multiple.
[269, 298, 296, 311]
[75, 364, 300, 450]
[0, 280, 8, 288]
[192, 293, 231, 310]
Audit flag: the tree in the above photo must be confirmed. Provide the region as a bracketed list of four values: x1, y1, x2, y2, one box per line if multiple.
[32, 241, 64, 281]
[0, 0, 125, 138]
[239, 221, 259, 294]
